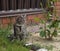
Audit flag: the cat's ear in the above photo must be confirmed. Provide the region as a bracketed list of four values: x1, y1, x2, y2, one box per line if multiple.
[21, 14, 27, 18]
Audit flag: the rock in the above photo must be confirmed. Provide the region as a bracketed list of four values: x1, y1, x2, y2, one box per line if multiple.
[36, 48, 48, 51]
[24, 43, 41, 51]
[25, 43, 33, 46]
[30, 45, 40, 51]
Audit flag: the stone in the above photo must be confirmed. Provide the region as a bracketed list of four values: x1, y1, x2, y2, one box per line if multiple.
[30, 45, 40, 51]
[36, 48, 48, 51]
[25, 43, 33, 46]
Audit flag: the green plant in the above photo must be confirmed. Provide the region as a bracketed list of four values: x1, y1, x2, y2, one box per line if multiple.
[40, 20, 60, 39]
[0, 26, 29, 51]
[0, 27, 12, 38]
[41, 0, 60, 40]
[34, 0, 59, 40]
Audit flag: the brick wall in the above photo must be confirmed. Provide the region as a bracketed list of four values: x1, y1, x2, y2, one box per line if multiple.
[0, 17, 16, 28]
[0, 14, 44, 28]
[26, 14, 44, 25]
[55, 1, 60, 17]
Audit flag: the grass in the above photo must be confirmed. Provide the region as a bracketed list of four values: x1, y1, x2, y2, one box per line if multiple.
[0, 38, 29, 51]
[0, 26, 54, 51]
[0, 27, 29, 51]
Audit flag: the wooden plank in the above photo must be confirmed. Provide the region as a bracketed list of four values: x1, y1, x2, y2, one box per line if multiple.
[31, 0, 36, 8]
[6, 0, 9, 10]
[0, 0, 2, 11]
[10, 0, 16, 10]
[0, 0, 47, 10]
[11, 0, 17, 10]
[36, 0, 41, 8]
[30, 0, 31, 8]
[14, 0, 16, 10]
[2, 0, 6, 10]
[16, 0, 18, 9]
[9, 0, 12, 10]
[11, 0, 14, 10]
[24, 0, 30, 9]
[18, 0, 22, 9]
[21, 0, 24, 9]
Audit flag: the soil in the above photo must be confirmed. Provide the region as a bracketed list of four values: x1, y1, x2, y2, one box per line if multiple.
[27, 33, 60, 51]
[12, 25, 60, 51]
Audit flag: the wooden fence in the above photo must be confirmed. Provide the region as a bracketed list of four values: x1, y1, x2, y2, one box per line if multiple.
[0, 0, 46, 11]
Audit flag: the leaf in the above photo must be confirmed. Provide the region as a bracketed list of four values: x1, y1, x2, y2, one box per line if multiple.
[40, 2, 43, 8]
[49, 20, 59, 28]
[46, 29, 50, 35]
[54, 22, 59, 28]
[40, 31, 46, 37]
[52, 30, 57, 37]
[53, 0, 56, 2]
[47, 12, 52, 19]
[34, 17, 40, 22]
[40, 20, 45, 24]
